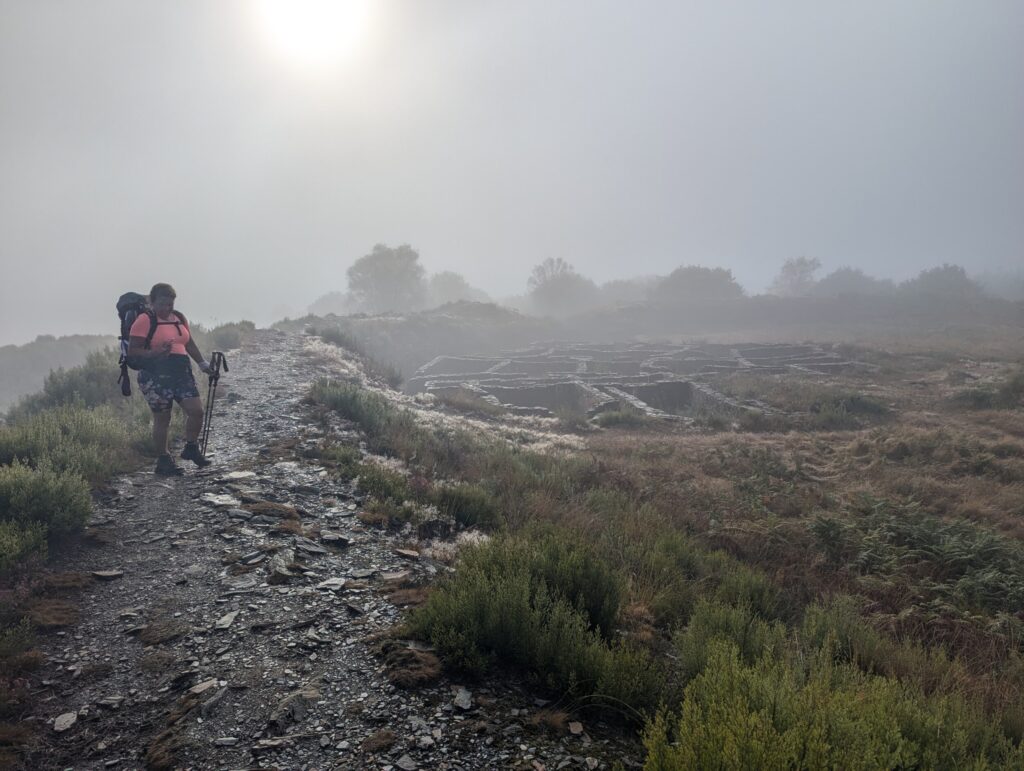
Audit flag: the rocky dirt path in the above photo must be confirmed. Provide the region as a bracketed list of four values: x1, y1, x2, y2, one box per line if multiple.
[25, 330, 640, 771]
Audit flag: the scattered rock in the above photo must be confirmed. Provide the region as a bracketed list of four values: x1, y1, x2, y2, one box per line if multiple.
[214, 610, 239, 630]
[453, 686, 473, 710]
[53, 712, 77, 732]
[315, 577, 346, 591]
[98, 695, 124, 709]
[320, 530, 350, 547]
[266, 548, 297, 584]
[91, 569, 124, 580]
[396, 754, 418, 770]
[200, 493, 242, 508]
[213, 737, 238, 747]
[220, 471, 257, 482]
[267, 687, 320, 734]
[394, 548, 420, 560]
[569, 721, 584, 736]
[188, 678, 220, 696]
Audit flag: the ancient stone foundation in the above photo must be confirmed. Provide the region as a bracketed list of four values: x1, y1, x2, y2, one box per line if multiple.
[409, 342, 861, 419]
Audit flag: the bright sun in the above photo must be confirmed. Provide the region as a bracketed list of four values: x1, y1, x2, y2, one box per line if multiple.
[254, 0, 372, 71]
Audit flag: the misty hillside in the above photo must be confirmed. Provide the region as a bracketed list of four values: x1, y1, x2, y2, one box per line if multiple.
[0, 334, 112, 412]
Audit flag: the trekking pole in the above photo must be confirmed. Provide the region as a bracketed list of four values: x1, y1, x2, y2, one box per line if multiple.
[200, 351, 229, 457]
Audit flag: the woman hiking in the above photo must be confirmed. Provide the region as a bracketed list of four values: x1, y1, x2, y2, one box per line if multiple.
[127, 283, 216, 476]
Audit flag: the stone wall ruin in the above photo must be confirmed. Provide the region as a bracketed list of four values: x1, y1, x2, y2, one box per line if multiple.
[409, 342, 863, 420]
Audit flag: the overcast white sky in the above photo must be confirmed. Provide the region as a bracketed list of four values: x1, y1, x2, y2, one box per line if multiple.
[1, 1, 1022, 344]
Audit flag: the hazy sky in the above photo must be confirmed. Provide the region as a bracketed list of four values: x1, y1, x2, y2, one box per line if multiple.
[1, 1, 1022, 344]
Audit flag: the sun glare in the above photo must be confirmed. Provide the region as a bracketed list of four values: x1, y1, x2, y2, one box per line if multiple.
[254, 0, 372, 71]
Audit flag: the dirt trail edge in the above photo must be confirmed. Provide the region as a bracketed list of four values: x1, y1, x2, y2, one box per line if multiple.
[26, 329, 640, 771]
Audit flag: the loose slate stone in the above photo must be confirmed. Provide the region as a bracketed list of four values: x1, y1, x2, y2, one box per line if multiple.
[394, 548, 420, 560]
[200, 493, 242, 508]
[215, 610, 239, 629]
[315, 577, 346, 591]
[320, 530, 350, 547]
[350, 568, 375, 579]
[294, 537, 329, 556]
[396, 754, 418, 770]
[213, 737, 238, 747]
[54, 712, 77, 732]
[189, 678, 220, 696]
[220, 471, 257, 482]
[453, 686, 473, 710]
[569, 721, 584, 735]
[91, 569, 124, 580]
[98, 695, 124, 709]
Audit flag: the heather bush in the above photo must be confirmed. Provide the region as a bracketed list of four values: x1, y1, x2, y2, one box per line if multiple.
[644, 641, 1020, 769]
[0, 521, 47, 575]
[433, 483, 501, 530]
[0, 462, 91, 537]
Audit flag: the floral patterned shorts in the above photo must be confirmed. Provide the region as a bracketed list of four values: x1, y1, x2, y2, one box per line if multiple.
[138, 367, 200, 413]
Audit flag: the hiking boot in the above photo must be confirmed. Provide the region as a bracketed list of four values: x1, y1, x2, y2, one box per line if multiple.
[180, 441, 211, 468]
[155, 454, 184, 476]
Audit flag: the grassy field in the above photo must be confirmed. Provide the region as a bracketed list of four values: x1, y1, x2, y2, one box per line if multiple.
[306, 338, 1024, 768]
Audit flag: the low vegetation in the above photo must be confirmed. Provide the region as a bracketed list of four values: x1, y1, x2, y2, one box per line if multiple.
[0, 320, 254, 764]
[310, 324, 404, 388]
[308, 347, 1024, 766]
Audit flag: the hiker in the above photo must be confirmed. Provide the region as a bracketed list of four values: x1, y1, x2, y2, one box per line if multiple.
[127, 283, 216, 476]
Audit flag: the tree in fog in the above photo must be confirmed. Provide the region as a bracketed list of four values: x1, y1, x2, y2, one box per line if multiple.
[600, 277, 658, 306]
[346, 244, 427, 313]
[649, 265, 744, 304]
[900, 264, 985, 300]
[526, 258, 598, 316]
[811, 267, 894, 297]
[308, 290, 353, 316]
[427, 271, 489, 307]
[769, 256, 821, 297]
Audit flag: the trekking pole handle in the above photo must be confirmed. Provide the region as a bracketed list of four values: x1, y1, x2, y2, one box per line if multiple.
[209, 351, 229, 381]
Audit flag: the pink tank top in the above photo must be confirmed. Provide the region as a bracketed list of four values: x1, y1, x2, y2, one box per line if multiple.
[129, 312, 191, 356]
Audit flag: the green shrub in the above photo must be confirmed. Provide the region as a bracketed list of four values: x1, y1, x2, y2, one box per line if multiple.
[6, 349, 120, 420]
[0, 521, 47, 575]
[306, 442, 362, 478]
[675, 599, 787, 681]
[0, 462, 91, 537]
[409, 533, 658, 714]
[0, 404, 143, 485]
[594, 408, 652, 429]
[356, 464, 411, 503]
[208, 320, 254, 351]
[433, 484, 501, 530]
[644, 640, 1019, 769]
[0, 618, 35, 662]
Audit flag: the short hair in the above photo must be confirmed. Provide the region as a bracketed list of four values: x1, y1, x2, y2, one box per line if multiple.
[149, 283, 177, 302]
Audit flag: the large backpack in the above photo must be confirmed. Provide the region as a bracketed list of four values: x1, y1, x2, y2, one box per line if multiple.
[115, 292, 184, 396]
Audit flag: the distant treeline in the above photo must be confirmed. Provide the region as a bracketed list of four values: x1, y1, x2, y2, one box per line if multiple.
[307, 243, 1024, 321]
[292, 247, 1024, 384]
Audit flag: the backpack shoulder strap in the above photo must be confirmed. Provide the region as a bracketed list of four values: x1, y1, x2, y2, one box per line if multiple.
[143, 310, 158, 349]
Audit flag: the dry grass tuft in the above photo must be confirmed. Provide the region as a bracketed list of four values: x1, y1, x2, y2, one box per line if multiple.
[39, 572, 94, 593]
[376, 639, 442, 688]
[23, 599, 78, 629]
[138, 619, 189, 646]
[361, 728, 397, 753]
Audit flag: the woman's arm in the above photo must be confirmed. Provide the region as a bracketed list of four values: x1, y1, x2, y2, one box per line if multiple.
[127, 335, 171, 358]
[180, 314, 212, 372]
